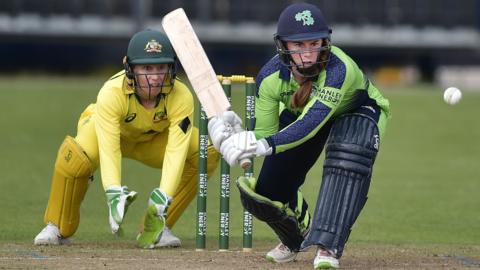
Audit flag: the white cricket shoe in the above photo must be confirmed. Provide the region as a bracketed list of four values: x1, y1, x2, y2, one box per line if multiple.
[154, 227, 181, 248]
[313, 247, 339, 269]
[34, 223, 70, 245]
[266, 242, 298, 263]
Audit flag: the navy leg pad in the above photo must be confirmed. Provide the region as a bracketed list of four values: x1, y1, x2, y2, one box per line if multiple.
[301, 113, 380, 257]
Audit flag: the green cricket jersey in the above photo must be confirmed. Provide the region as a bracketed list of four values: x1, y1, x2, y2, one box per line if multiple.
[254, 46, 391, 154]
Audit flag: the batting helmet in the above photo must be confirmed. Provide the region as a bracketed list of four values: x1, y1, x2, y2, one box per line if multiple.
[274, 3, 332, 77]
[275, 3, 331, 41]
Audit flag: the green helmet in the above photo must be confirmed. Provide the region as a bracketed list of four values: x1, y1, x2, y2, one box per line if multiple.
[127, 29, 175, 65]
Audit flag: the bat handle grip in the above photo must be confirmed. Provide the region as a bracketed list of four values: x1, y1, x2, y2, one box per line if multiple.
[240, 158, 252, 169]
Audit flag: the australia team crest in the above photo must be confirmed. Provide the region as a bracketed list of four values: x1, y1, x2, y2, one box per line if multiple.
[144, 39, 162, 53]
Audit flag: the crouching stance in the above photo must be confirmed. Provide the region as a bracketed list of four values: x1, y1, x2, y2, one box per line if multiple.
[209, 3, 391, 269]
[34, 29, 219, 248]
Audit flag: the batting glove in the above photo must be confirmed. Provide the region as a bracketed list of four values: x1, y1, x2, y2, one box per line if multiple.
[208, 111, 244, 150]
[220, 131, 272, 166]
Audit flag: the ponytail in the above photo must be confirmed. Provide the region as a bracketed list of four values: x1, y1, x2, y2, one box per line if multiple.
[291, 80, 313, 108]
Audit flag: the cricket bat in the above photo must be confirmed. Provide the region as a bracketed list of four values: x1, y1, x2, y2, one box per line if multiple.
[162, 8, 251, 168]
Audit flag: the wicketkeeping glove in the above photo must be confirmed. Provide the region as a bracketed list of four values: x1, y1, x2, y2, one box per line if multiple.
[106, 185, 138, 235]
[137, 188, 172, 248]
[148, 187, 171, 217]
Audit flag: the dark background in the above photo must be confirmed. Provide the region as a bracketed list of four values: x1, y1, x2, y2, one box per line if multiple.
[1, 0, 480, 81]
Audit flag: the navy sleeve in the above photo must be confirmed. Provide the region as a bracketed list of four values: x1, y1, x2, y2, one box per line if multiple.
[265, 100, 332, 154]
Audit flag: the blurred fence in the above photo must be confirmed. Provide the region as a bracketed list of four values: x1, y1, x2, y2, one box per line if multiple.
[1, 0, 479, 80]
[1, 0, 479, 49]
[1, 0, 479, 28]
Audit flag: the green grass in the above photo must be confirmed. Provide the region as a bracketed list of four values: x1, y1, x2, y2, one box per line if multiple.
[1, 75, 479, 251]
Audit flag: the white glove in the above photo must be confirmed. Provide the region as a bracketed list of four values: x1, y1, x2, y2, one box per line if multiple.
[208, 111, 243, 150]
[254, 138, 273, 157]
[220, 131, 272, 166]
[220, 131, 257, 166]
[236, 138, 273, 160]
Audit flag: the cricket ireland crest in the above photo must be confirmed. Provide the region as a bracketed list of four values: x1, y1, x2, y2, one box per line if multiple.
[295, 10, 315, 26]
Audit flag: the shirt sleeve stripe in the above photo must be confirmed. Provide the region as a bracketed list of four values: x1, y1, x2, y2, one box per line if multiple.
[324, 53, 346, 89]
[255, 55, 290, 97]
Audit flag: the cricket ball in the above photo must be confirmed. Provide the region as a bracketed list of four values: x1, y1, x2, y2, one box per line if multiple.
[443, 87, 462, 105]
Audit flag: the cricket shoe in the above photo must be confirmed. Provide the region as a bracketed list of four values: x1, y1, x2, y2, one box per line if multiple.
[154, 226, 181, 248]
[34, 223, 71, 245]
[313, 247, 339, 269]
[266, 242, 298, 263]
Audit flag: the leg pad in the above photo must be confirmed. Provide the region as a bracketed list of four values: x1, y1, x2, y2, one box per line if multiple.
[301, 114, 379, 257]
[44, 136, 94, 237]
[237, 177, 304, 251]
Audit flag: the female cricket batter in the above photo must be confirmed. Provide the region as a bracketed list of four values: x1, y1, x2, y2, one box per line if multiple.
[209, 3, 391, 269]
[34, 29, 219, 248]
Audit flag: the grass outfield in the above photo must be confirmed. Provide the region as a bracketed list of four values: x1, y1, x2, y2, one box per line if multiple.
[0, 75, 479, 264]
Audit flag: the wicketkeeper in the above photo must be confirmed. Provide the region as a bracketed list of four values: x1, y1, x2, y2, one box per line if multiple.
[209, 3, 391, 269]
[34, 29, 219, 248]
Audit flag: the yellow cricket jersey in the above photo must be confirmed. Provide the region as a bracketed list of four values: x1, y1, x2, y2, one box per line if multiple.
[94, 71, 193, 195]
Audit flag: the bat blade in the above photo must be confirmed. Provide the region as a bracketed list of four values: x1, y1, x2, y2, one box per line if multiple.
[162, 8, 230, 118]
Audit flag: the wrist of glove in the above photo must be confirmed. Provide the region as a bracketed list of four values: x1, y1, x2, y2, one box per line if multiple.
[220, 131, 272, 166]
[148, 188, 172, 217]
[255, 138, 273, 156]
[208, 111, 244, 150]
